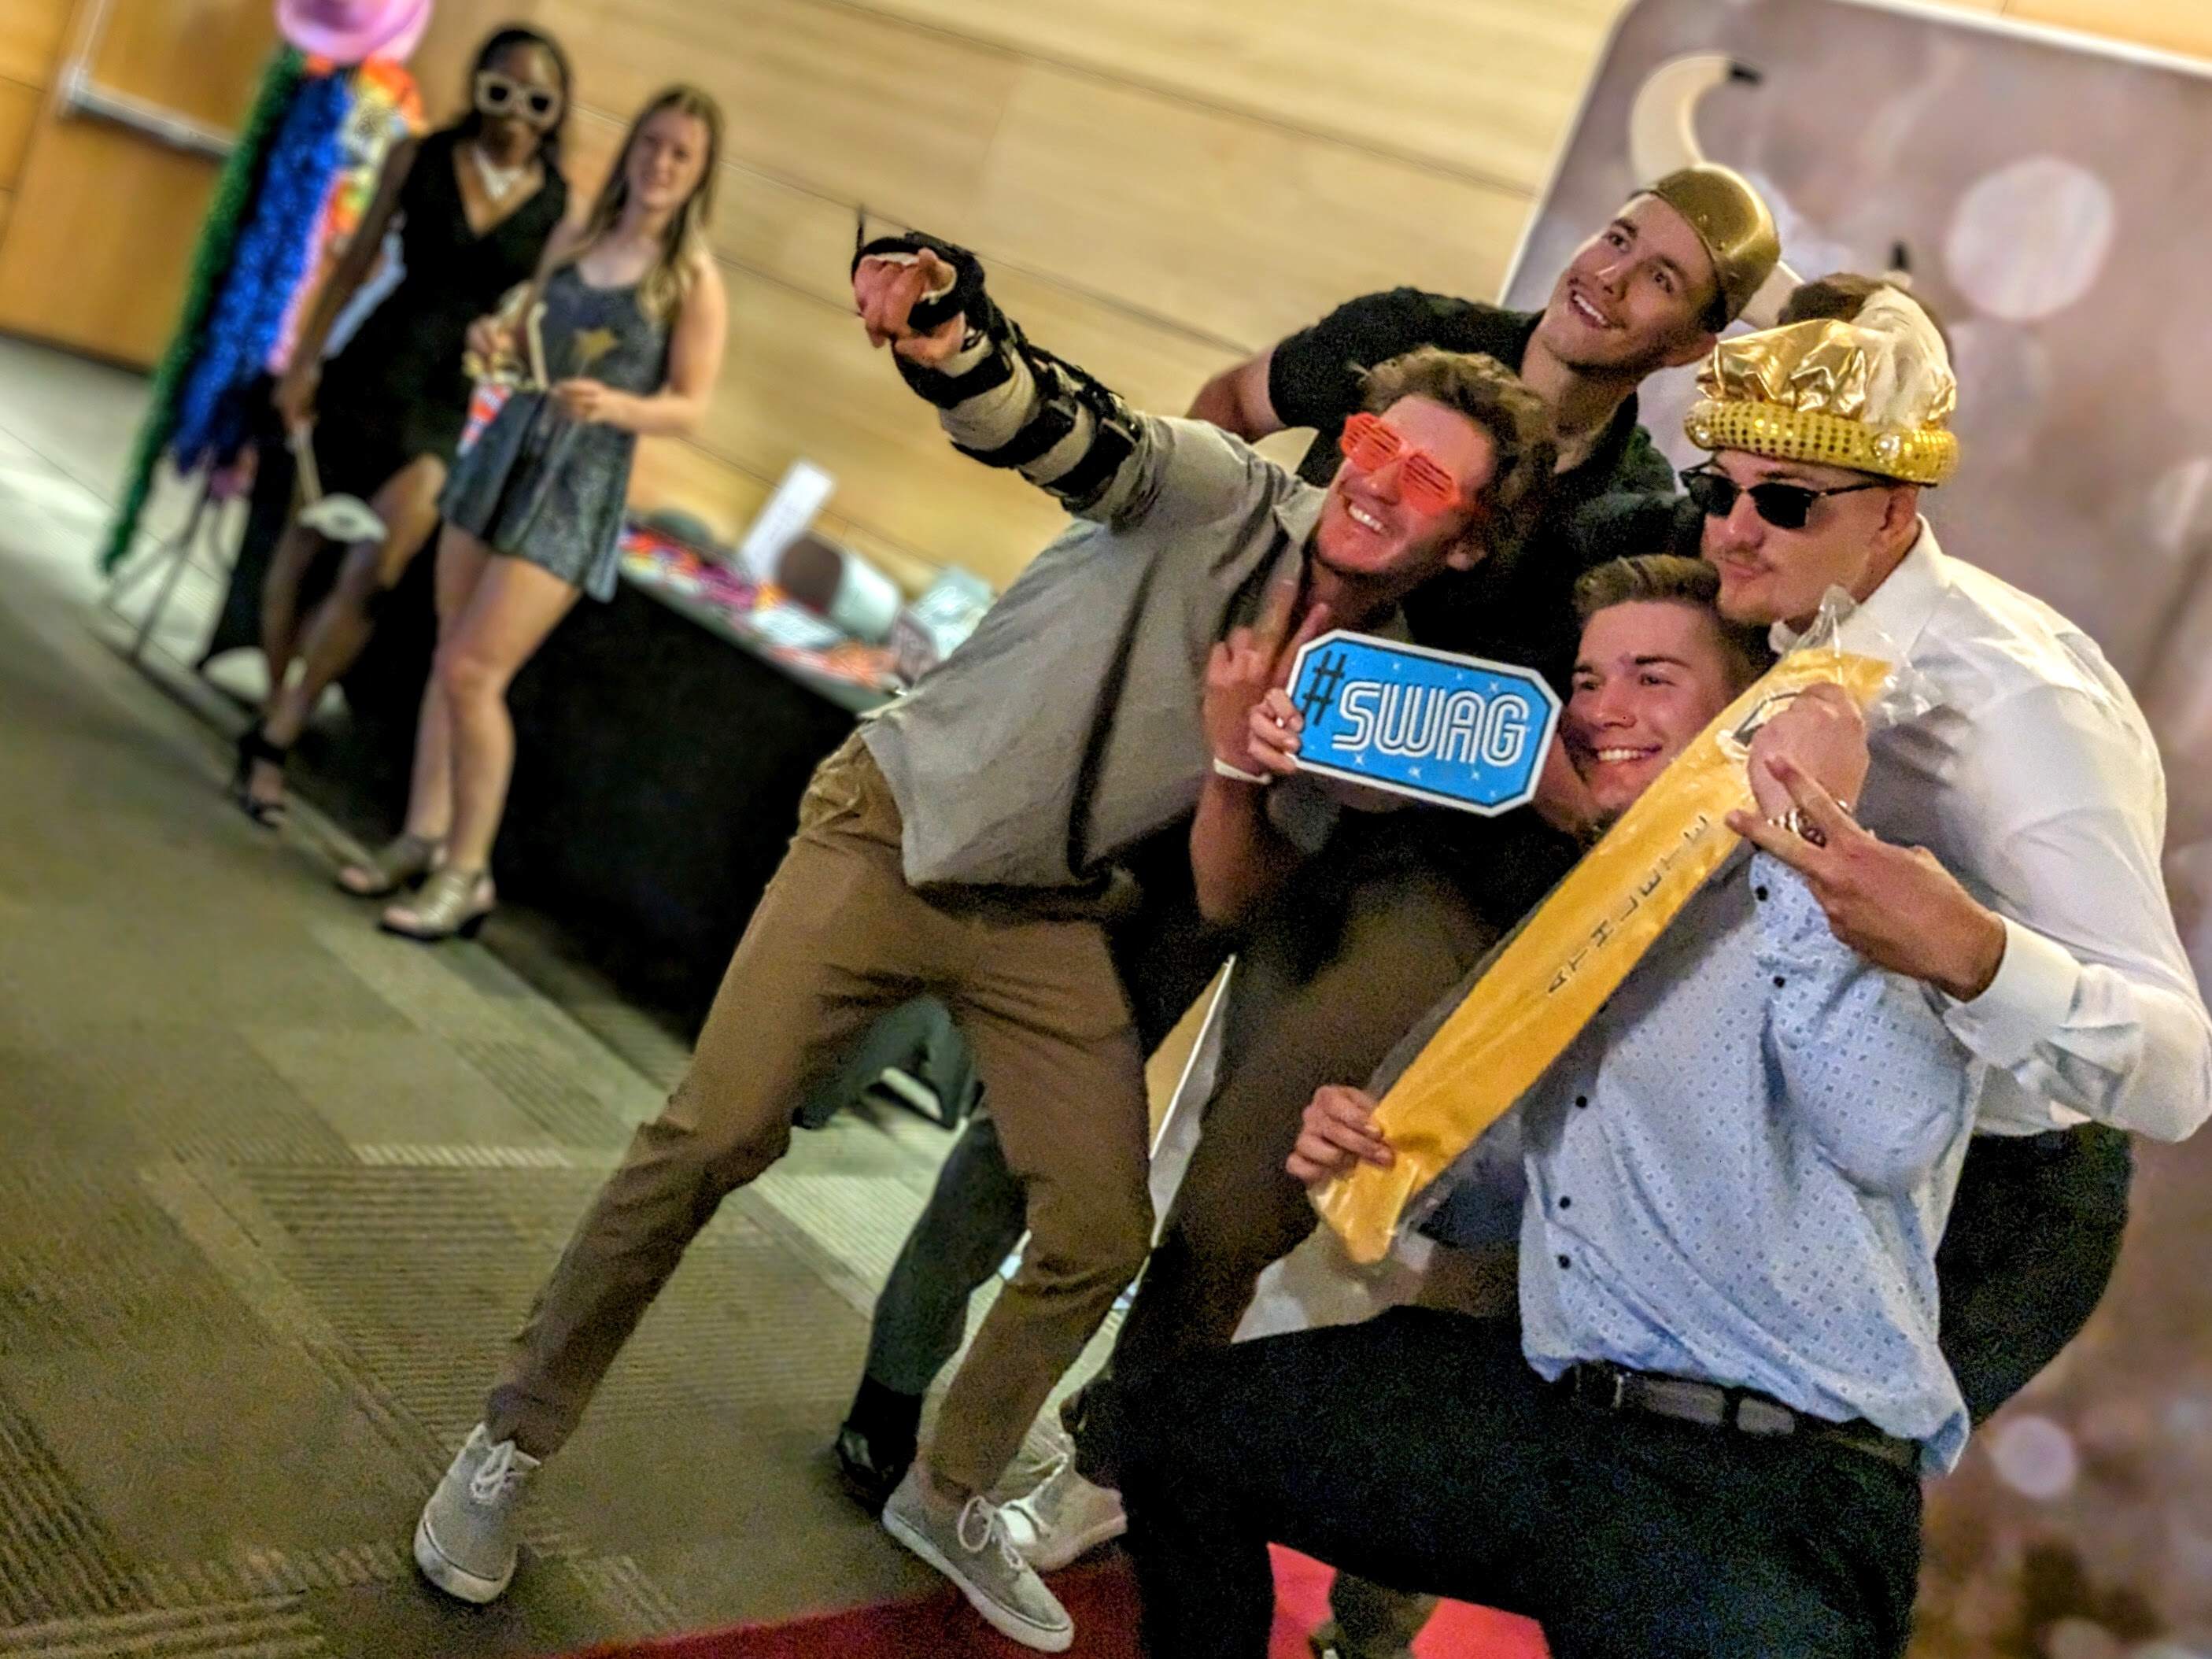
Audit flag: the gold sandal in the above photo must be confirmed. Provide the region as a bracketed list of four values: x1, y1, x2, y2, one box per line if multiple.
[338, 833, 444, 898]
[379, 867, 494, 942]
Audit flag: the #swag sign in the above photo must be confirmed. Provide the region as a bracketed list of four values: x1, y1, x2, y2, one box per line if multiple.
[1284, 631, 1560, 815]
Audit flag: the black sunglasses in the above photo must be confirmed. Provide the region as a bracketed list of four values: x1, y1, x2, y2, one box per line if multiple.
[1680, 466, 1889, 532]
[476, 72, 562, 125]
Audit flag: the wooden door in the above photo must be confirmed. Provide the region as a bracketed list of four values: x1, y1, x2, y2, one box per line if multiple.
[0, 0, 276, 365]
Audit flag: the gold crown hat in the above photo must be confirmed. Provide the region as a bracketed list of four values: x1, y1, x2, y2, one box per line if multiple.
[1645, 164, 1781, 324]
[1684, 286, 1962, 485]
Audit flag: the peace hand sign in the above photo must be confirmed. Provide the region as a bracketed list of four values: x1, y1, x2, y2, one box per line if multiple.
[1203, 575, 1331, 782]
[1727, 756, 2008, 1001]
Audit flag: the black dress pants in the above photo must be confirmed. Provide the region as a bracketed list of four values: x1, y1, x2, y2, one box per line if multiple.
[1120, 1309, 1922, 1659]
[1937, 1123, 2132, 1423]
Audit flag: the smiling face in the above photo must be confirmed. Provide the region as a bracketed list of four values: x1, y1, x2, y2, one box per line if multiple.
[1698, 450, 1918, 629]
[1312, 395, 1495, 611]
[1566, 599, 1750, 818]
[625, 108, 712, 213]
[1533, 194, 1721, 377]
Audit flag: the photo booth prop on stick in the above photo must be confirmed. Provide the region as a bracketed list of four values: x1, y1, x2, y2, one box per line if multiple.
[285, 425, 386, 543]
[1283, 633, 1559, 817]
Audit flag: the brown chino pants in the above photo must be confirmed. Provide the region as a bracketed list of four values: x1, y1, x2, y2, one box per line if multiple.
[485, 736, 1152, 1495]
[1106, 854, 1506, 1659]
[1107, 855, 1497, 1382]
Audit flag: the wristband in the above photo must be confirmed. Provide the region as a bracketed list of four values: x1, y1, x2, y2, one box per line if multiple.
[1213, 757, 1272, 786]
[854, 232, 988, 334]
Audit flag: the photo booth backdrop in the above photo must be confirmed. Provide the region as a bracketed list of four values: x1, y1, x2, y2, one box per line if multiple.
[1502, 4, 2212, 1653]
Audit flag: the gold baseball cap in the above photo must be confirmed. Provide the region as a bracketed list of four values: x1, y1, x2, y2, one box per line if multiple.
[1645, 164, 1781, 324]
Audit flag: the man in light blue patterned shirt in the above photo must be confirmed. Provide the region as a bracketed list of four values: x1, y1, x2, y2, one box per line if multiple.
[1508, 824, 1978, 1469]
[1117, 555, 1983, 1659]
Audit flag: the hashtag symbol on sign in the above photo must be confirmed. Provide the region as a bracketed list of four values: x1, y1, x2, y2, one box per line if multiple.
[1298, 650, 1347, 725]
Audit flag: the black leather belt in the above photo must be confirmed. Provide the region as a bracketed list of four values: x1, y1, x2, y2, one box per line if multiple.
[1563, 1361, 1920, 1472]
[1984, 1126, 2082, 1158]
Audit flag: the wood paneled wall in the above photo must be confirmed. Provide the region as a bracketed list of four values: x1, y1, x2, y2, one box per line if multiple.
[0, 0, 72, 246]
[397, 0, 1597, 592]
[2011, 0, 2212, 59]
[0, 0, 2202, 589]
[0, 0, 281, 362]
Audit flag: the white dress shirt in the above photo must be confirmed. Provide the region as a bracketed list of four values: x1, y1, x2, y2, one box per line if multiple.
[1772, 524, 2212, 1142]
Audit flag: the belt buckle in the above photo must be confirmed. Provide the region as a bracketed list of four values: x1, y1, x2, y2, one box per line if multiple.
[1571, 1364, 1628, 1412]
[1816, 1421, 1917, 1472]
[1733, 1395, 1799, 1438]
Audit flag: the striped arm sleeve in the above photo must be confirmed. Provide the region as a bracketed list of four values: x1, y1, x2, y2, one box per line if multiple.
[863, 235, 1154, 523]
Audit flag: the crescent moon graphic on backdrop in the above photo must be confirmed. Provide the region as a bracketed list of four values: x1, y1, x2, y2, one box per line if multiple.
[1627, 53, 1801, 327]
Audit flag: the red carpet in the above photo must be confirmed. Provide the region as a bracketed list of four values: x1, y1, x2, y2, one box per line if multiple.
[565, 1548, 1547, 1657]
[1268, 1550, 1547, 1658]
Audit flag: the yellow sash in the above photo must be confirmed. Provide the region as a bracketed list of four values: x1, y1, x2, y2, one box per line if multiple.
[1315, 647, 1894, 1264]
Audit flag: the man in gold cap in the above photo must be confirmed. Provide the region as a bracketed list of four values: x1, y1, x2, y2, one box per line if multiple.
[1196, 163, 1778, 491]
[1193, 164, 1778, 671]
[1685, 274, 2211, 1431]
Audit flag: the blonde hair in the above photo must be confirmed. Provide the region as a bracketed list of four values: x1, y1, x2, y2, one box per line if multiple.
[577, 85, 722, 321]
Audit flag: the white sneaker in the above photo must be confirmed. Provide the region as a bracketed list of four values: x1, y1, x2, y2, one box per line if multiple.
[882, 1468, 1074, 1653]
[414, 1424, 541, 1604]
[1001, 1450, 1127, 1572]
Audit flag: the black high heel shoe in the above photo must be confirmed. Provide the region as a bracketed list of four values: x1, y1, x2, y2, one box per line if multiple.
[231, 725, 290, 830]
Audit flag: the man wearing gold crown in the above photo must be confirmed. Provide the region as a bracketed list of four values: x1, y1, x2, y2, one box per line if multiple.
[1300, 276, 2211, 1412]
[1687, 275, 2211, 1428]
[1110, 282, 2212, 1659]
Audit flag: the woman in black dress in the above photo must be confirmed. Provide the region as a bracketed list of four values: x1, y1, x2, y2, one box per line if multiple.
[235, 26, 572, 827]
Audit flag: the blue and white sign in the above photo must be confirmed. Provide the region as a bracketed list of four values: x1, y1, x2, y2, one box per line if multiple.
[1284, 630, 1560, 815]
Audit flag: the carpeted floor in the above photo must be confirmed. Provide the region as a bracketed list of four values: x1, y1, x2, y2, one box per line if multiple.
[0, 338, 1009, 1657]
[564, 1550, 1548, 1658]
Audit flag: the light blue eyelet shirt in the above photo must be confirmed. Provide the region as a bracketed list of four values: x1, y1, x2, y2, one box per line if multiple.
[1424, 848, 1982, 1473]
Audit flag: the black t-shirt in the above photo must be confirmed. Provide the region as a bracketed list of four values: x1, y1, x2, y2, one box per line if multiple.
[1268, 286, 1686, 685]
[1263, 288, 1691, 936]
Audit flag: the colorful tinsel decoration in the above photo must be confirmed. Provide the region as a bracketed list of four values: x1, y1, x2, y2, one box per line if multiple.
[168, 65, 355, 474]
[98, 47, 305, 573]
[268, 57, 422, 375]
